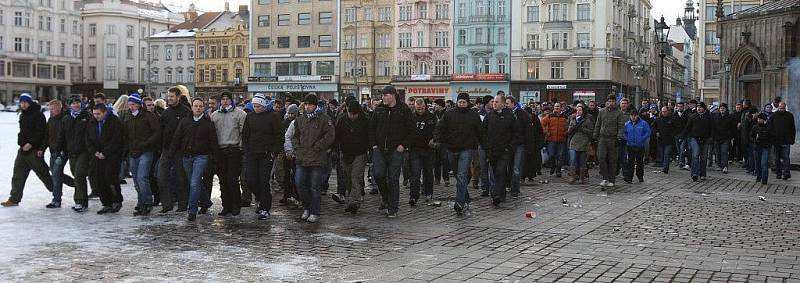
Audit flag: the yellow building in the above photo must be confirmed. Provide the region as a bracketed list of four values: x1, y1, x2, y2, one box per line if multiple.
[340, 0, 395, 100]
[195, 7, 250, 100]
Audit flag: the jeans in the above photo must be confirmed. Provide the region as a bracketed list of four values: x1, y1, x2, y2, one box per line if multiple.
[449, 150, 473, 207]
[49, 153, 69, 203]
[624, 146, 645, 182]
[245, 152, 274, 213]
[69, 152, 91, 206]
[689, 138, 709, 178]
[756, 146, 770, 181]
[597, 138, 619, 183]
[717, 141, 730, 169]
[295, 165, 324, 215]
[488, 150, 511, 199]
[659, 144, 673, 172]
[182, 155, 208, 214]
[218, 148, 243, 213]
[678, 137, 689, 165]
[510, 145, 525, 194]
[129, 152, 154, 208]
[341, 153, 366, 206]
[408, 149, 434, 199]
[433, 148, 450, 183]
[571, 150, 587, 178]
[478, 147, 495, 192]
[775, 144, 791, 177]
[158, 153, 188, 209]
[372, 148, 404, 213]
[618, 142, 629, 177]
[547, 142, 567, 174]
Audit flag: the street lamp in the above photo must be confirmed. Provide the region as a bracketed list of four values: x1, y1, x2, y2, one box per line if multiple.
[724, 58, 732, 103]
[655, 16, 670, 106]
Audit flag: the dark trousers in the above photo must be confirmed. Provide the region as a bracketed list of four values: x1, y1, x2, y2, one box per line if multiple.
[283, 156, 297, 199]
[9, 149, 53, 203]
[158, 154, 188, 210]
[218, 147, 243, 213]
[372, 148, 404, 213]
[408, 149, 434, 199]
[69, 152, 91, 206]
[433, 147, 450, 183]
[240, 156, 252, 204]
[488, 151, 511, 199]
[150, 151, 161, 205]
[201, 161, 215, 209]
[245, 152, 274, 212]
[90, 156, 123, 207]
[597, 138, 619, 182]
[624, 146, 645, 182]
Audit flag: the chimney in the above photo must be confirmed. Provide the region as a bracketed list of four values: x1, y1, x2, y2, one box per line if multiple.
[238, 5, 248, 16]
[185, 3, 198, 22]
[224, 1, 229, 12]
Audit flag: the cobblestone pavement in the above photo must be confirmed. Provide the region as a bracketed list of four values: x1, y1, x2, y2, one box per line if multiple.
[0, 161, 798, 283]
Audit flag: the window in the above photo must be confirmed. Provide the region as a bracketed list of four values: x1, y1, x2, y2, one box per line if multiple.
[72, 44, 78, 57]
[151, 46, 159, 60]
[435, 4, 449, 19]
[43, 16, 50, 31]
[457, 3, 465, 18]
[298, 36, 310, 48]
[344, 8, 355, 23]
[476, 0, 485, 16]
[164, 46, 172, 60]
[317, 61, 334, 75]
[105, 66, 116, 80]
[416, 31, 424, 47]
[376, 61, 391, 76]
[704, 59, 720, 79]
[166, 69, 173, 83]
[222, 46, 228, 58]
[498, 1, 505, 20]
[259, 0, 270, 4]
[319, 35, 332, 47]
[378, 7, 391, 21]
[89, 24, 96, 36]
[198, 69, 204, 82]
[187, 69, 194, 82]
[577, 33, 590, 49]
[106, 44, 116, 58]
[364, 8, 373, 21]
[278, 14, 290, 26]
[475, 28, 483, 44]
[419, 4, 428, 19]
[14, 11, 21, 26]
[577, 60, 590, 79]
[399, 6, 411, 21]
[298, 13, 310, 25]
[60, 19, 65, 33]
[548, 3, 568, 21]
[497, 28, 505, 44]
[126, 45, 133, 59]
[24, 12, 30, 27]
[343, 34, 354, 49]
[126, 67, 134, 81]
[399, 33, 411, 48]
[37, 64, 51, 79]
[141, 27, 146, 38]
[358, 33, 367, 48]
[176, 68, 183, 82]
[14, 37, 21, 52]
[548, 32, 568, 49]
[72, 20, 78, 34]
[176, 46, 183, 60]
[319, 12, 333, 25]
[257, 37, 270, 49]
[13, 62, 30, 77]
[705, 31, 719, 46]
[498, 57, 506, 73]
[577, 4, 590, 20]
[210, 69, 216, 82]
[276, 62, 312, 76]
[377, 33, 390, 48]
[277, 37, 289, 48]
[209, 46, 216, 58]
[88, 44, 96, 57]
[526, 34, 539, 49]
[188, 46, 195, 59]
[254, 62, 271, 76]
[89, 66, 96, 80]
[458, 29, 466, 45]
[526, 61, 539, 79]
[434, 31, 449, 47]
[258, 15, 270, 26]
[24, 38, 30, 52]
[456, 56, 465, 73]
[550, 61, 564, 79]
[527, 5, 539, 22]
[126, 24, 134, 38]
[106, 24, 115, 35]
[434, 60, 450, 75]
[398, 61, 412, 76]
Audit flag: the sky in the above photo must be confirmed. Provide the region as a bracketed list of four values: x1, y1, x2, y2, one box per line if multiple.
[162, 0, 686, 22]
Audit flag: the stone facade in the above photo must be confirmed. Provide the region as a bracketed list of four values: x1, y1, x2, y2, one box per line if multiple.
[194, 9, 250, 100]
[340, 0, 395, 100]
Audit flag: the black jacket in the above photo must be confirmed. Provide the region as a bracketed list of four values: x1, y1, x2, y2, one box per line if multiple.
[125, 111, 161, 154]
[751, 122, 773, 148]
[408, 110, 437, 150]
[18, 103, 47, 151]
[47, 111, 67, 153]
[653, 115, 678, 145]
[241, 110, 284, 155]
[435, 107, 482, 152]
[512, 107, 535, 151]
[87, 113, 124, 158]
[770, 111, 795, 145]
[61, 110, 92, 156]
[369, 102, 415, 151]
[712, 112, 737, 142]
[481, 108, 520, 156]
[172, 114, 219, 156]
[335, 113, 370, 156]
[673, 110, 689, 137]
[160, 103, 191, 152]
[683, 111, 714, 139]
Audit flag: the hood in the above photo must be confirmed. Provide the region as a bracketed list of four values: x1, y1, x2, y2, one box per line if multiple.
[23, 102, 42, 114]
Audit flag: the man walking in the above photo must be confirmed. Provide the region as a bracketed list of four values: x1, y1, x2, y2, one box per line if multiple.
[506, 96, 532, 198]
[171, 98, 218, 221]
[3, 94, 53, 207]
[435, 93, 482, 215]
[653, 106, 678, 174]
[125, 94, 161, 215]
[482, 95, 519, 206]
[407, 98, 437, 205]
[623, 111, 651, 183]
[335, 101, 370, 214]
[242, 95, 284, 220]
[158, 87, 191, 213]
[62, 95, 93, 212]
[89, 104, 125, 214]
[684, 103, 714, 182]
[541, 103, 569, 178]
[712, 103, 736, 173]
[45, 99, 74, 209]
[211, 92, 247, 216]
[593, 95, 626, 189]
[771, 102, 795, 180]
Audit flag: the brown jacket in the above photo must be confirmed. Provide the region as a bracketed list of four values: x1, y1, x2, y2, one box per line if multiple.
[292, 112, 335, 167]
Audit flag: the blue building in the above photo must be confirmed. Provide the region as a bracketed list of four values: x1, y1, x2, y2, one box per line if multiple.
[450, 0, 511, 99]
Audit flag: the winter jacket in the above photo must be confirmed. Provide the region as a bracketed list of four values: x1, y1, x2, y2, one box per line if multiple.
[481, 108, 520, 156]
[369, 102, 415, 152]
[712, 112, 737, 142]
[593, 106, 626, 140]
[18, 103, 47, 151]
[242, 110, 284, 155]
[530, 112, 545, 150]
[47, 111, 67, 154]
[624, 119, 652, 148]
[770, 110, 796, 145]
[673, 110, 689, 137]
[87, 113, 124, 158]
[171, 114, 219, 156]
[160, 103, 191, 152]
[335, 114, 370, 157]
[408, 110, 437, 150]
[291, 112, 335, 167]
[541, 112, 569, 143]
[568, 114, 594, 151]
[653, 115, 678, 145]
[61, 110, 92, 156]
[512, 107, 535, 150]
[210, 106, 247, 148]
[683, 111, 714, 139]
[740, 112, 755, 145]
[434, 107, 483, 152]
[751, 122, 773, 148]
[125, 110, 161, 155]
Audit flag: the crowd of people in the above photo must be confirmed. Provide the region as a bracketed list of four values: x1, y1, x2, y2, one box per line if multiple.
[1, 86, 796, 222]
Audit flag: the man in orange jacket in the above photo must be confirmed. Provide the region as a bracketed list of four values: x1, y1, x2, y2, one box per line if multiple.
[541, 103, 569, 178]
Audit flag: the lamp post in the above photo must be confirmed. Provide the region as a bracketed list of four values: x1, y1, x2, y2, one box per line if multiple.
[631, 64, 644, 107]
[724, 58, 732, 103]
[655, 16, 670, 106]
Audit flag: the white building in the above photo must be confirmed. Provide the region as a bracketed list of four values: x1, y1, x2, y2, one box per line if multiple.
[0, 0, 83, 104]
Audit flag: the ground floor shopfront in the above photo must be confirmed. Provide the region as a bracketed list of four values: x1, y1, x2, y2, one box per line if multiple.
[248, 76, 339, 103]
[392, 75, 451, 102]
[72, 82, 145, 101]
[0, 82, 72, 105]
[194, 86, 248, 102]
[510, 80, 644, 104]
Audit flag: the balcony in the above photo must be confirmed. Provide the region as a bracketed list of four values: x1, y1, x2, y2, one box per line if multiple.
[522, 49, 543, 57]
[542, 21, 573, 29]
[573, 48, 592, 56]
[392, 75, 450, 82]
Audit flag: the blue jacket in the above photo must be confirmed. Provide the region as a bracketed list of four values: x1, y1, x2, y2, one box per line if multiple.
[624, 118, 651, 148]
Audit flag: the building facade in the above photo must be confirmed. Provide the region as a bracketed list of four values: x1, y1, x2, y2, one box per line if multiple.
[248, 0, 339, 102]
[75, 0, 183, 98]
[194, 7, 250, 100]
[0, 0, 83, 104]
[392, 0, 453, 101]
[340, 0, 395, 101]
[510, 0, 653, 104]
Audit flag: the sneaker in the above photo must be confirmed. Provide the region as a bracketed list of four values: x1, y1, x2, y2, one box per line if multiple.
[491, 196, 502, 206]
[307, 214, 319, 223]
[46, 201, 61, 209]
[258, 210, 270, 220]
[722, 167, 728, 174]
[599, 180, 608, 187]
[454, 202, 464, 215]
[606, 182, 615, 188]
[301, 210, 310, 220]
[1, 200, 19, 207]
[349, 203, 360, 215]
[387, 211, 397, 218]
[424, 195, 433, 203]
[408, 198, 417, 206]
[198, 207, 209, 215]
[72, 204, 88, 213]
[682, 165, 690, 170]
[97, 206, 114, 215]
[510, 192, 519, 199]
[331, 193, 345, 204]
[187, 213, 197, 222]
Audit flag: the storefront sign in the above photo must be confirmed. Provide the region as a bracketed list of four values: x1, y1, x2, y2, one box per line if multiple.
[249, 76, 278, 82]
[520, 91, 541, 102]
[451, 73, 507, 81]
[248, 83, 337, 92]
[410, 74, 431, 81]
[278, 75, 333, 81]
[406, 86, 450, 95]
[450, 82, 510, 99]
[546, 85, 567, 89]
[360, 87, 371, 95]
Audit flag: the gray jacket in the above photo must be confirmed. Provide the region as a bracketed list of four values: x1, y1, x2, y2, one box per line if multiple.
[568, 113, 594, 151]
[210, 106, 246, 148]
[593, 107, 626, 140]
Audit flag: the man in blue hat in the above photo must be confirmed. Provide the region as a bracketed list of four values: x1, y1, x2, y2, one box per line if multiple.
[3, 94, 54, 207]
[124, 93, 161, 215]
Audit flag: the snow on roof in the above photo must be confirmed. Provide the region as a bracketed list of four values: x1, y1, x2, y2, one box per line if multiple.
[150, 28, 197, 38]
[668, 25, 691, 44]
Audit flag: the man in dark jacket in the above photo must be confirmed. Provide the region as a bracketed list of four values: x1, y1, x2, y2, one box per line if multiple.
[61, 95, 93, 212]
[683, 102, 714, 181]
[673, 102, 690, 169]
[435, 92, 482, 215]
[157, 87, 191, 213]
[125, 94, 161, 215]
[752, 113, 773, 184]
[335, 101, 370, 214]
[45, 99, 75, 209]
[200, 95, 219, 213]
[432, 99, 450, 186]
[482, 95, 520, 206]
[89, 104, 125, 214]
[771, 102, 795, 180]
[526, 108, 545, 182]
[653, 106, 678, 174]
[506, 96, 531, 198]
[712, 103, 736, 174]
[3, 94, 53, 207]
[369, 86, 414, 218]
[242, 95, 284, 220]
[406, 98, 437, 205]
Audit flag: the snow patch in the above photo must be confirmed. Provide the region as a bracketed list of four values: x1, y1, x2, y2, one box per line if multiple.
[316, 232, 367, 242]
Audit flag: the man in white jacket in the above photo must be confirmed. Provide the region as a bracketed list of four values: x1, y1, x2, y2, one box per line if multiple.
[210, 92, 246, 216]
